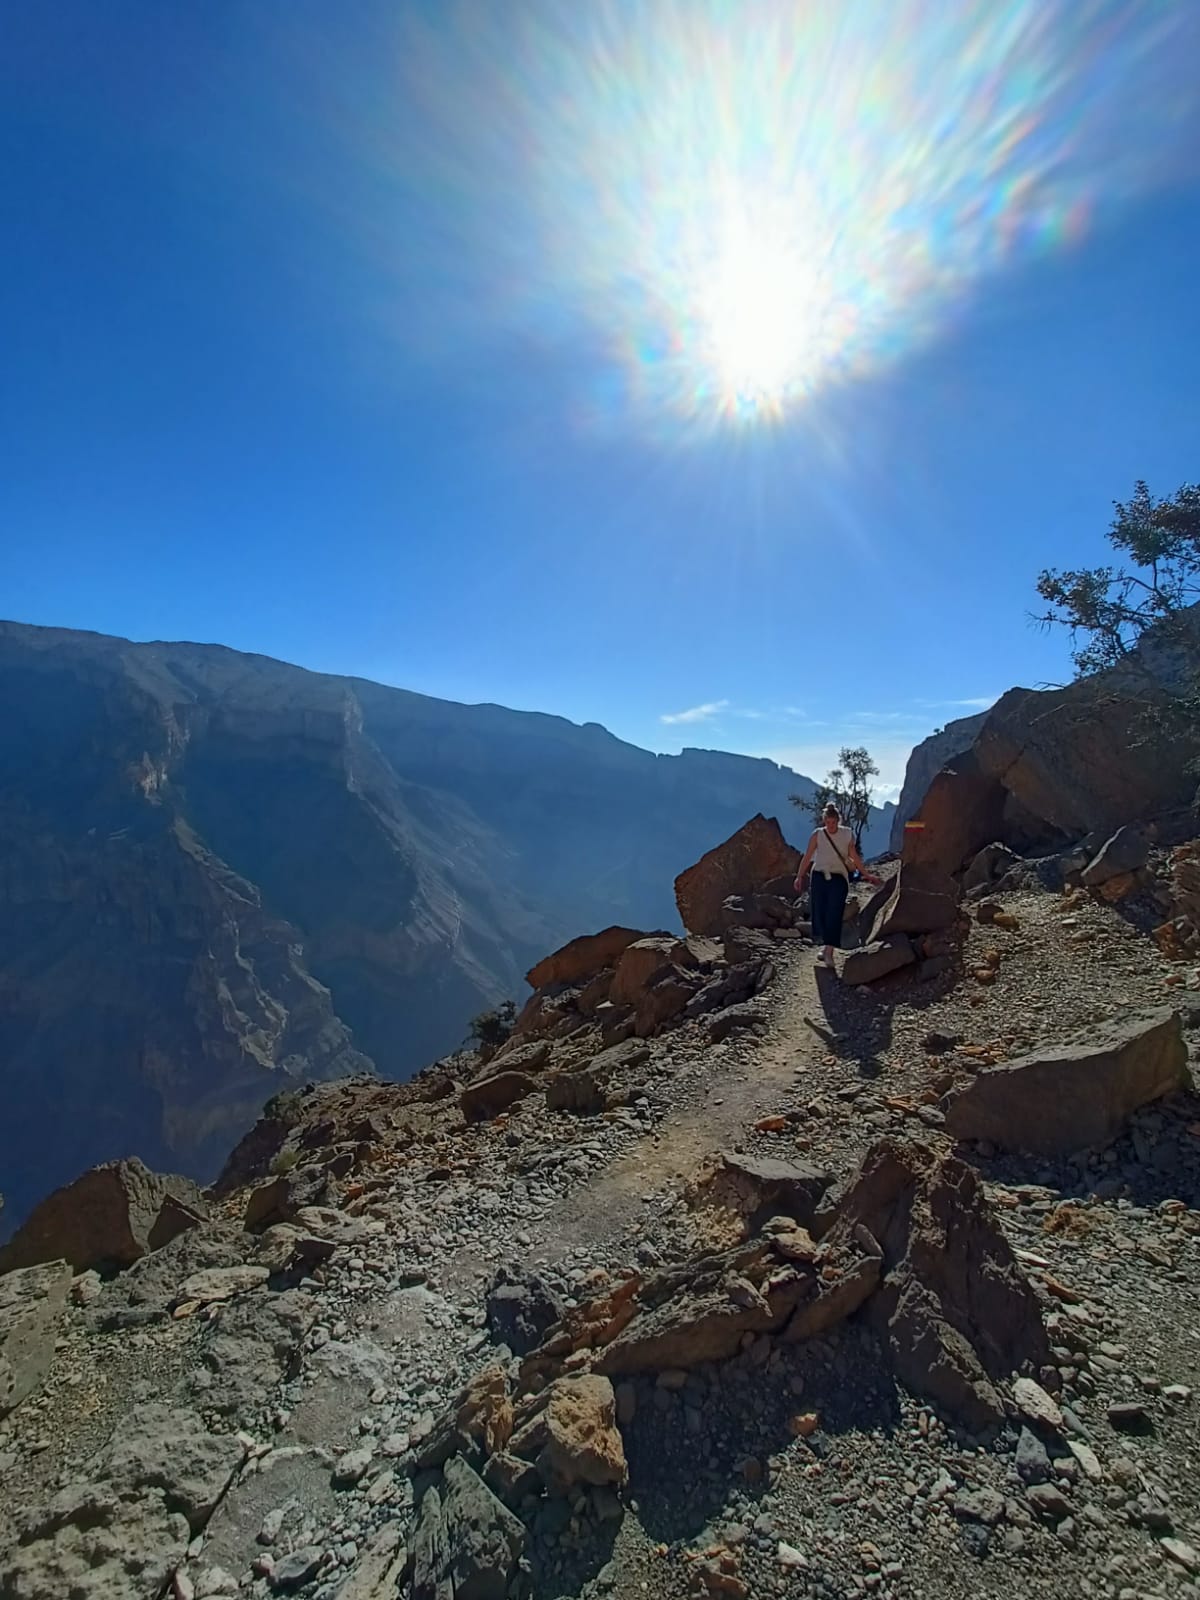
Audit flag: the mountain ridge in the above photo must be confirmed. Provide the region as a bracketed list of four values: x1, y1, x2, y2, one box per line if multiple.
[0, 618, 892, 1229]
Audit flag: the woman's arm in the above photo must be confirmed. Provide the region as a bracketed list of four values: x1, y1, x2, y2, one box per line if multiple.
[794, 834, 817, 890]
[848, 840, 882, 886]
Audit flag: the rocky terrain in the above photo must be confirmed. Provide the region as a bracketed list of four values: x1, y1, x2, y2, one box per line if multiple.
[2, 802, 1199, 1600]
[0, 621, 893, 1230]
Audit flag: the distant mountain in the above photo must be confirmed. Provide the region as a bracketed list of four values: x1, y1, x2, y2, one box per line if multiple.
[0, 620, 891, 1227]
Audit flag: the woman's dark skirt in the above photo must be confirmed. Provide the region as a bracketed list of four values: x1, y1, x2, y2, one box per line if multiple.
[810, 871, 849, 947]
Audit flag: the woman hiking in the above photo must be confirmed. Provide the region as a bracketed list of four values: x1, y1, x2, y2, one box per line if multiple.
[794, 803, 882, 970]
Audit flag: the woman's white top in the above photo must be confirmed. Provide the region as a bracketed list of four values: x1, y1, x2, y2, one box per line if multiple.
[812, 825, 854, 877]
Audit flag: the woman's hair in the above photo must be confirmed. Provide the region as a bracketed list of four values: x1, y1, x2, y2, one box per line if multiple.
[823, 803, 840, 820]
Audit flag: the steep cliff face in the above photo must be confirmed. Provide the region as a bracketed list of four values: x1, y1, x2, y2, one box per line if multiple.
[0, 620, 890, 1228]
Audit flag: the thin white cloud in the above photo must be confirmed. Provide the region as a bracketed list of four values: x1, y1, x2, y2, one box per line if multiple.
[660, 698, 729, 726]
[914, 694, 999, 712]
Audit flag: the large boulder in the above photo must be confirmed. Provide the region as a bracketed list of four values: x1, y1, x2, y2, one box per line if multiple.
[890, 712, 991, 852]
[0, 1158, 208, 1275]
[830, 1139, 1050, 1432]
[526, 927, 646, 992]
[675, 815, 802, 937]
[0, 1259, 70, 1418]
[943, 1008, 1189, 1156]
[900, 752, 1008, 877]
[868, 864, 959, 943]
[509, 1374, 628, 1494]
[415, 1364, 514, 1471]
[899, 612, 1200, 866]
[714, 1152, 833, 1228]
[486, 1270, 565, 1357]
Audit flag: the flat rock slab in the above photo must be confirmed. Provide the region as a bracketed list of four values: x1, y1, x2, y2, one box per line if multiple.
[841, 936, 915, 986]
[943, 1007, 1188, 1156]
[719, 1153, 832, 1223]
[176, 1265, 271, 1307]
[0, 1258, 70, 1418]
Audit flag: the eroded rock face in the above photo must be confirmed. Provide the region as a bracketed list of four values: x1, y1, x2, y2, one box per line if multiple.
[675, 815, 802, 937]
[0, 1258, 70, 1418]
[898, 607, 1200, 870]
[943, 1007, 1189, 1156]
[0, 1159, 207, 1275]
[830, 1139, 1050, 1432]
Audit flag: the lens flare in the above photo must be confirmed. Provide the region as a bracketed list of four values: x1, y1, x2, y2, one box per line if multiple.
[375, 0, 1199, 436]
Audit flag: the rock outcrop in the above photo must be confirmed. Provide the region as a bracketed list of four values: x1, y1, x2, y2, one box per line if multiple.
[943, 1008, 1189, 1155]
[0, 1159, 208, 1274]
[829, 1139, 1051, 1433]
[897, 606, 1200, 876]
[674, 815, 802, 937]
[891, 711, 990, 852]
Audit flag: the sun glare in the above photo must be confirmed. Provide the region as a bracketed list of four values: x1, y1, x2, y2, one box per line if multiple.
[702, 221, 824, 417]
[396, 0, 1199, 437]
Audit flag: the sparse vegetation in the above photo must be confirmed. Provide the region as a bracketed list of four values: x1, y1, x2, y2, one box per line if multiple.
[790, 745, 879, 850]
[269, 1147, 300, 1176]
[465, 999, 517, 1053]
[1036, 478, 1200, 674]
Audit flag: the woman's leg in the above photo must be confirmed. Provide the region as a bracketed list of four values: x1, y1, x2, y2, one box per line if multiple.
[810, 874, 828, 949]
[826, 875, 849, 956]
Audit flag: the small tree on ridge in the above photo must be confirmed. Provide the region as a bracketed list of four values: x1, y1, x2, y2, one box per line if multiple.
[790, 745, 879, 851]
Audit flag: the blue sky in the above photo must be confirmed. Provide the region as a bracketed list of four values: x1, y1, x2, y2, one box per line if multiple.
[4, 1, 1199, 796]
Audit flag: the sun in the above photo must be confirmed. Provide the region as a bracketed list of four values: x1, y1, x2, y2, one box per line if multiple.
[699, 217, 827, 418]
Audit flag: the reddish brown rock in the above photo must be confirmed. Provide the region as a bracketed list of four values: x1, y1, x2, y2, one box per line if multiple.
[610, 937, 696, 1007]
[526, 928, 646, 992]
[416, 1363, 515, 1470]
[675, 816, 802, 937]
[0, 1159, 208, 1275]
[901, 752, 1008, 877]
[509, 1374, 627, 1494]
[943, 1007, 1188, 1156]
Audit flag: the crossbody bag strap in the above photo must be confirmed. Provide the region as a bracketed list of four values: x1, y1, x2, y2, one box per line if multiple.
[820, 827, 852, 876]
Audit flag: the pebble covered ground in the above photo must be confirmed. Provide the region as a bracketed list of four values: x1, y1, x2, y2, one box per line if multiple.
[1, 876, 1198, 1600]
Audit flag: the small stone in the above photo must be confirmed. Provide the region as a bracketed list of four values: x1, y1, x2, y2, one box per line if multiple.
[1015, 1427, 1051, 1485]
[270, 1547, 324, 1593]
[332, 1445, 374, 1487]
[1013, 1377, 1064, 1431]
[1163, 1384, 1192, 1405]
[1067, 1441, 1103, 1482]
[195, 1568, 239, 1598]
[1107, 1402, 1152, 1434]
[1026, 1484, 1072, 1520]
[1161, 1539, 1199, 1574]
[777, 1542, 807, 1569]
[953, 1488, 1006, 1526]
[258, 1508, 286, 1546]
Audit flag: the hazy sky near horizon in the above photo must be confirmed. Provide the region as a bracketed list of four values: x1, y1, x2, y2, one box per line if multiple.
[4, 1, 1200, 797]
